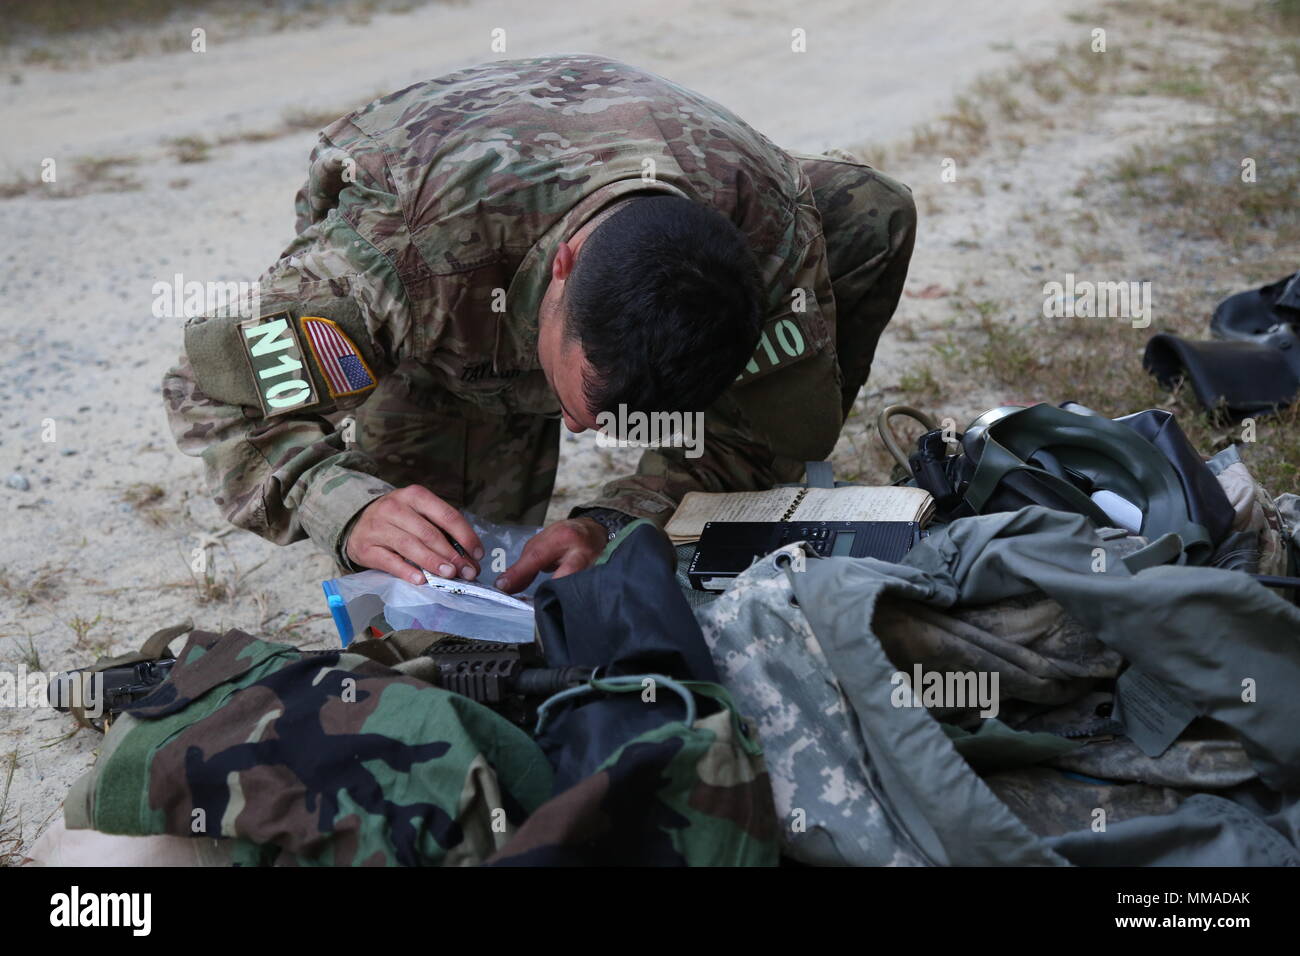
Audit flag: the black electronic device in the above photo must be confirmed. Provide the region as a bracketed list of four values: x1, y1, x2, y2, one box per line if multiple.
[687, 520, 923, 591]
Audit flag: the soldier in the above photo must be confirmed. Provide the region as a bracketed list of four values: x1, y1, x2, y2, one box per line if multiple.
[163, 54, 915, 593]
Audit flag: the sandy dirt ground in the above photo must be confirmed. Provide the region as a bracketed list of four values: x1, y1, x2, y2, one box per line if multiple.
[6, 0, 1248, 857]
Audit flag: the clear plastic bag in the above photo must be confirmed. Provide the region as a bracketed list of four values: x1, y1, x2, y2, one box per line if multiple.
[321, 512, 547, 646]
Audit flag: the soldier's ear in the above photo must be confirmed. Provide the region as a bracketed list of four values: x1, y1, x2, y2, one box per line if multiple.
[552, 240, 576, 281]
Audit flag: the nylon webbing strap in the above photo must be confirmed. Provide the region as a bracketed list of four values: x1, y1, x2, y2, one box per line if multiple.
[1121, 533, 1186, 573]
[805, 461, 834, 488]
[963, 405, 1212, 565]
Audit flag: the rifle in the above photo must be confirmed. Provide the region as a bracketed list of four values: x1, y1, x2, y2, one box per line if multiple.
[51, 640, 592, 731]
[49, 658, 176, 731]
[419, 639, 594, 728]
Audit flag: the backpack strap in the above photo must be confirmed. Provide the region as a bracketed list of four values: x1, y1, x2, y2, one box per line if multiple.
[964, 405, 1213, 565]
[965, 436, 1114, 525]
[804, 461, 835, 489]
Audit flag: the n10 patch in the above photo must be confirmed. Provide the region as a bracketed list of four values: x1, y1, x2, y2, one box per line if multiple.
[238, 312, 317, 417]
[734, 315, 808, 386]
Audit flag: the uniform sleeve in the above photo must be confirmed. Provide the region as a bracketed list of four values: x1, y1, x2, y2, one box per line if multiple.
[572, 209, 844, 527]
[163, 203, 414, 563]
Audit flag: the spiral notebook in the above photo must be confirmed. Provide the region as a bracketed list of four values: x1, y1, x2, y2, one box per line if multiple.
[665, 485, 935, 545]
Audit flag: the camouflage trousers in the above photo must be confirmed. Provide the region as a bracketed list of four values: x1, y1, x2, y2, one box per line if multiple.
[354, 157, 915, 521]
[793, 153, 917, 417]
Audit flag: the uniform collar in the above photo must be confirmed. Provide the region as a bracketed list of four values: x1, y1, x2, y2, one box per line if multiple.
[501, 178, 687, 371]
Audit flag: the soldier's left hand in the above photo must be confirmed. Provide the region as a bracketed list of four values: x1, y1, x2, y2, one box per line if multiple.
[496, 518, 607, 593]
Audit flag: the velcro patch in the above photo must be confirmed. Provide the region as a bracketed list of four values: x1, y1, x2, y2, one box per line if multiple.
[300, 316, 378, 399]
[237, 312, 317, 417]
[733, 312, 813, 386]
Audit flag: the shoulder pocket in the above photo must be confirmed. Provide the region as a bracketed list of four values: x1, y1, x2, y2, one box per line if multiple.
[185, 279, 379, 418]
[735, 198, 834, 388]
[734, 286, 832, 388]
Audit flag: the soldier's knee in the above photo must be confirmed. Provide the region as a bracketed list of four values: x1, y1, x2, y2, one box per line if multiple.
[875, 172, 917, 259]
[895, 185, 917, 248]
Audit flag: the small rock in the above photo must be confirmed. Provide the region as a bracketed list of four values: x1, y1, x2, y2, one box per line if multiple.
[6, 473, 31, 491]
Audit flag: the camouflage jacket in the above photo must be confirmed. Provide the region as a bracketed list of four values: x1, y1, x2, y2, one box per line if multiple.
[697, 506, 1300, 866]
[64, 627, 556, 865]
[63, 624, 776, 866]
[163, 54, 840, 562]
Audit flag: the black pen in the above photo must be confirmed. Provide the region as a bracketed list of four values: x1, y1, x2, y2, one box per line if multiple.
[445, 533, 471, 561]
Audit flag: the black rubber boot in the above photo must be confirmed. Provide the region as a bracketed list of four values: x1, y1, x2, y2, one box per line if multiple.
[1144, 326, 1300, 417]
[1210, 271, 1300, 340]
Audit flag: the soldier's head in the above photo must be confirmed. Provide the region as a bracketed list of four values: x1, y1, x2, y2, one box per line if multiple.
[537, 195, 763, 433]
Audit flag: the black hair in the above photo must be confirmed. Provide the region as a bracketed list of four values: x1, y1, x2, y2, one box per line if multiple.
[563, 195, 764, 416]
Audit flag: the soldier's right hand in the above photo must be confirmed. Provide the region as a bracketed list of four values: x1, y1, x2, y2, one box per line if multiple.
[345, 485, 485, 585]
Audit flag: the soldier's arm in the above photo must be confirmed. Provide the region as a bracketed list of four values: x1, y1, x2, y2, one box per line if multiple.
[498, 367, 844, 593]
[162, 211, 410, 564]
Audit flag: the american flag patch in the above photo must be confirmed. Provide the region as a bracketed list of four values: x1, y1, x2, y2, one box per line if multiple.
[300, 316, 377, 398]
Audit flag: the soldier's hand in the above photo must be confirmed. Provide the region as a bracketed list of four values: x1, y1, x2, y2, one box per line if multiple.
[496, 518, 606, 594]
[345, 485, 484, 585]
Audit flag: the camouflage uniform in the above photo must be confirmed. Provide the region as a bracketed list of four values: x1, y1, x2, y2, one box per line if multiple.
[163, 55, 915, 564]
[64, 627, 556, 866]
[64, 623, 777, 866]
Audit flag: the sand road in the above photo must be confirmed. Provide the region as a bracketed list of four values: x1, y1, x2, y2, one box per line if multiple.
[0, 0, 1085, 855]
